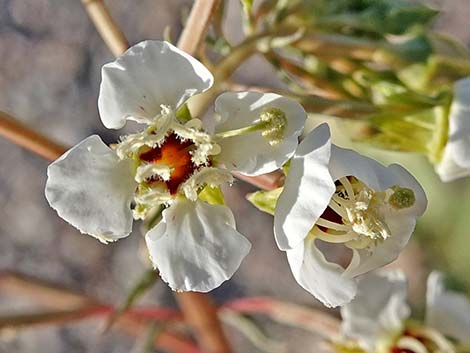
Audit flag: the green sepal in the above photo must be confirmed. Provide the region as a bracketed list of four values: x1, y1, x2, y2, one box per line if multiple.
[380, 33, 433, 65]
[294, 0, 438, 38]
[246, 187, 283, 216]
[199, 185, 225, 206]
[176, 103, 192, 123]
[282, 160, 291, 176]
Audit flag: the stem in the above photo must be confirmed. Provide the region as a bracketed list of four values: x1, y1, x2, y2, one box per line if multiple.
[175, 292, 232, 353]
[0, 306, 110, 330]
[227, 82, 378, 119]
[175, 3, 234, 353]
[187, 32, 276, 118]
[266, 51, 352, 99]
[0, 271, 200, 353]
[0, 111, 67, 160]
[177, 0, 221, 56]
[81, 0, 129, 57]
[293, 32, 377, 62]
[222, 297, 340, 339]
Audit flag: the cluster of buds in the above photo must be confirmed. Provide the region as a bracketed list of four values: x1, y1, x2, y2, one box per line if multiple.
[230, 0, 470, 182]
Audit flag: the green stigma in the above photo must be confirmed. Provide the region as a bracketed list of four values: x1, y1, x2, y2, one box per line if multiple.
[389, 186, 415, 209]
[259, 107, 288, 146]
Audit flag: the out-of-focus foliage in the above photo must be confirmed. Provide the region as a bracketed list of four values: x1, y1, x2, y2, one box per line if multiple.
[288, 0, 438, 37]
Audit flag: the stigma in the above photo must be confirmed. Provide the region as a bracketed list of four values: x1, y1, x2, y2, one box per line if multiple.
[259, 107, 288, 146]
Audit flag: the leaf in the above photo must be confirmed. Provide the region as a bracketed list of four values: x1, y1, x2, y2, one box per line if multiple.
[130, 321, 162, 353]
[220, 310, 287, 353]
[103, 268, 159, 331]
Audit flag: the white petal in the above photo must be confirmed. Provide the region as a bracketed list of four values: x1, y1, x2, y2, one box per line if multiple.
[213, 91, 306, 175]
[343, 164, 426, 278]
[274, 123, 335, 250]
[344, 216, 416, 278]
[426, 272, 470, 344]
[329, 146, 427, 216]
[341, 271, 410, 351]
[447, 78, 470, 168]
[287, 237, 357, 308]
[45, 135, 136, 243]
[436, 142, 470, 182]
[436, 77, 470, 182]
[98, 40, 214, 129]
[329, 145, 398, 191]
[145, 199, 251, 292]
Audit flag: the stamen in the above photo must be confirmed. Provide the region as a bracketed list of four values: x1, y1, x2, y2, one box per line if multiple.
[339, 177, 355, 201]
[316, 218, 350, 232]
[312, 227, 358, 243]
[312, 176, 393, 247]
[395, 336, 428, 353]
[214, 107, 288, 145]
[135, 163, 172, 183]
[328, 197, 349, 219]
[180, 167, 233, 201]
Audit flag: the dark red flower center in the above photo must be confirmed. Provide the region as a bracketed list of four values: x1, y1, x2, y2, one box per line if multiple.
[139, 133, 198, 194]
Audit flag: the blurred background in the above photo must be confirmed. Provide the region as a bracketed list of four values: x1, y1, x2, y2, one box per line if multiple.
[0, 0, 469, 352]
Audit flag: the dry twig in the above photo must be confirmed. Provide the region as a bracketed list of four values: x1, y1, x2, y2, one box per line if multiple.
[0, 271, 200, 353]
[81, 0, 129, 57]
[177, 0, 221, 56]
[0, 111, 66, 161]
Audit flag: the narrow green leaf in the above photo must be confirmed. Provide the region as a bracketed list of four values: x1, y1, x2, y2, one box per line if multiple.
[104, 268, 159, 331]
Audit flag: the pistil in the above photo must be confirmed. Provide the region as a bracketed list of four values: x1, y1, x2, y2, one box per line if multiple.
[311, 177, 395, 247]
[215, 107, 288, 145]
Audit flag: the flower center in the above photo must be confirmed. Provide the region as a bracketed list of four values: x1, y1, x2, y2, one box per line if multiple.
[139, 132, 198, 195]
[385, 327, 455, 353]
[116, 107, 227, 220]
[311, 177, 415, 250]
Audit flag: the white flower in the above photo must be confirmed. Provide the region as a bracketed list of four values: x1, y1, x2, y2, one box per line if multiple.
[426, 272, 470, 344]
[340, 271, 411, 352]
[436, 77, 470, 182]
[340, 271, 469, 353]
[45, 40, 306, 292]
[274, 123, 427, 307]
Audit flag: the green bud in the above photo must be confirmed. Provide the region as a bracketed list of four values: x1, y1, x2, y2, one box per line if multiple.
[365, 105, 449, 164]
